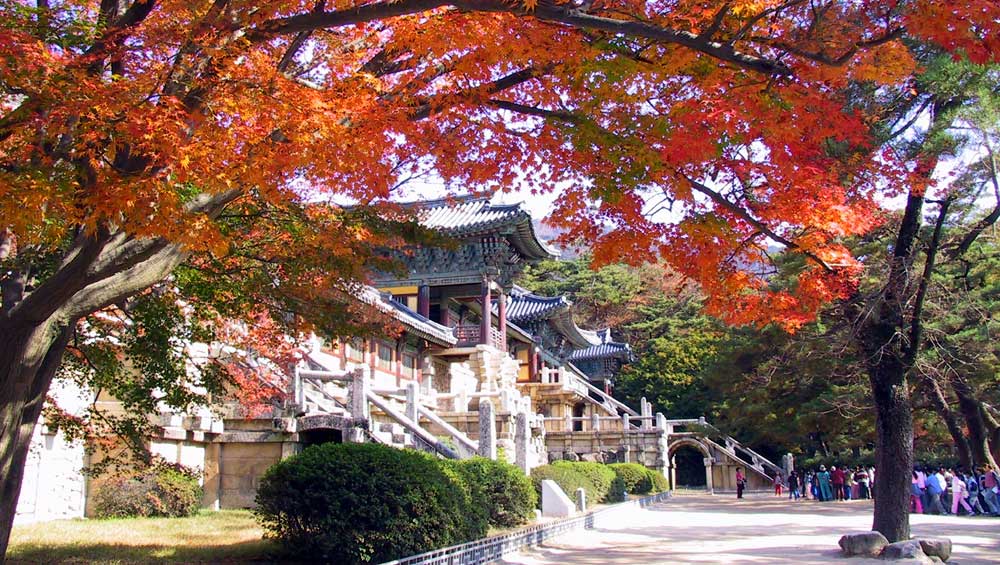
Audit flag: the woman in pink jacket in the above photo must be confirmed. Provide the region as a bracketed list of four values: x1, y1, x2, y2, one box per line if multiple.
[951, 471, 974, 515]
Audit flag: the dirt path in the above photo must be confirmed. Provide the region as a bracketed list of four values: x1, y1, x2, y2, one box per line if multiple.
[498, 493, 1000, 564]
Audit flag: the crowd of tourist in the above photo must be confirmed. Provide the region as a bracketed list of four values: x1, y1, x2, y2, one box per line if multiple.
[765, 464, 1000, 517]
[782, 465, 876, 502]
[909, 466, 1000, 516]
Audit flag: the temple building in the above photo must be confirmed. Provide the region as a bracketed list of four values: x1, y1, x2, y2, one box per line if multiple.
[16, 196, 783, 523]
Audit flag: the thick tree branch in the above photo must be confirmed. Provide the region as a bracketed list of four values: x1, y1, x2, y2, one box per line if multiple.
[904, 197, 951, 366]
[254, 0, 792, 75]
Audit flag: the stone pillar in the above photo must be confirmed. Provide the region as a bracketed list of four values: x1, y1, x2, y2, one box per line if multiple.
[704, 457, 715, 495]
[478, 399, 497, 459]
[782, 453, 794, 477]
[280, 442, 300, 460]
[564, 412, 573, 433]
[417, 284, 430, 318]
[406, 382, 419, 424]
[497, 289, 507, 351]
[656, 412, 667, 431]
[622, 413, 630, 431]
[591, 412, 600, 432]
[621, 444, 631, 463]
[640, 398, 652, 430]
[480, 276, 492, 346]
[350, 366, 370, 421]
[203, 443, 222, 510]
[575, 488, 587, 512]
[670, 455, 677, 490]
[515, 412, 530, 473]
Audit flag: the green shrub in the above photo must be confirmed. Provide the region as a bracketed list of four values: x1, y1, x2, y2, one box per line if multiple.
[530, 464, 597, 506]
[93, 465, 202, 519]
[552, 461, 616, 502]
[255, 443, 485, 564]
[607, 475, 628, 502]
[645, 468, 669, 493]
[454, 457, 536, 528]
[609, 463, 653, 495]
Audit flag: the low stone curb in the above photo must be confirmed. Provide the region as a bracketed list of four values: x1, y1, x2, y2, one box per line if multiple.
[380, 491, 673, 565]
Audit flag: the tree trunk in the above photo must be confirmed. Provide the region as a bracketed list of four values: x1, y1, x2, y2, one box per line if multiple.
[951, 376, 998, 470]
[922, 376, 972, 470]
[0, 319, 75, 558]
[865, 354, 914, 541]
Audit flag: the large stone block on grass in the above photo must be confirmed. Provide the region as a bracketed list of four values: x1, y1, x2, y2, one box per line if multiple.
[541, 479, 575, 518]
[917, 538, 952, 562]
[838, 532, 889, 557]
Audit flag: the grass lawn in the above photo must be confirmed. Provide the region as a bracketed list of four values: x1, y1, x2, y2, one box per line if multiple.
[7, 510, 283, 563]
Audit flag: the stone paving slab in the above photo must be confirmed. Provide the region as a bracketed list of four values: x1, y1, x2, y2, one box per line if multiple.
[498, 493, 1000, 564]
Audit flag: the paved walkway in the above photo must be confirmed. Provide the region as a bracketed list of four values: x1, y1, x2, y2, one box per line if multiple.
[499, 493, 1000, 564]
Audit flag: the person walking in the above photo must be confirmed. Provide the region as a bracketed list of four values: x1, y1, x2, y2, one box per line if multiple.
[951, 472, 974, 516]
[736, 468, 746, 499]
[934, 468, 950, 514]
[926, 469, 947, 514]
[911, 471, 924, 514]
[966, 472, 985, 515]
[982, 465, 1000, 516]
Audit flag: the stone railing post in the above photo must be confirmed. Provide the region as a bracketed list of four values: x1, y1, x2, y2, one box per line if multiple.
[406, 382, 419, 424]
[564, 413, 573, 432]
[575, 488, 587, 512]
[640, 397, 652, 430]
[591, 412, 600, 432]
[350, 366, 370, 422]
[479, 399, 497, 459]
[622, 413, 630, 431]
[515, 412, 530, 473]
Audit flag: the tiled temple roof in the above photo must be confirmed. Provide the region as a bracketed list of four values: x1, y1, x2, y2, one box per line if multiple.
[412, 197, 557, 261]
[496, 286, 603, 349]
[358, 286, 457, 346]
[567, 341, 633, 362]
[504, 288, 570, 324]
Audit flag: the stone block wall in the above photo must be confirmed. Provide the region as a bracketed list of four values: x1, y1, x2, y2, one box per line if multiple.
[15, 379, 89, 525]
[15, 428, 87, 525]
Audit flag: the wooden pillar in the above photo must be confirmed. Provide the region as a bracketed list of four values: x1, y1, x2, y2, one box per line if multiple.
[497, 288, 507, 351]
[440, 299, 450, 326]
[529, 346, 538, 381]
[480, 276, 492, 346]
[417, 284, 430, 318]
[394, 342, 403, 387]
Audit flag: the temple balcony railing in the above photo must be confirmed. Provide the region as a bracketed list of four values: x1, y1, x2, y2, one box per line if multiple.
[453, 324, 503, 349]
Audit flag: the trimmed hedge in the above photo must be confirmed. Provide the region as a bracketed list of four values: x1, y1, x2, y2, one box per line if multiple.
[609, 463, 653, 495]
[552, 461, 616, 502]
[93, 465, 202, 519]
[530, 464, 597, 506]
[255, 443, 486, 564]
[453, 457, 536, 528]
[646, 468, 669, 493]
